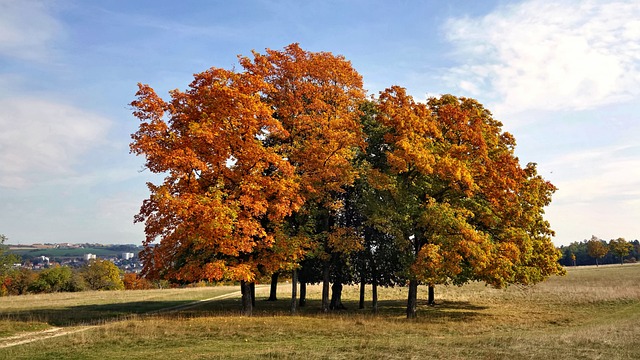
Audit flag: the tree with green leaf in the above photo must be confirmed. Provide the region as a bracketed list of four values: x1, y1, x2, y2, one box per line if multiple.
[609, 238, 632, 265]
[30, 266, 85, 293]
[81, 259, 124, 291]
[0, 234, 19, 277]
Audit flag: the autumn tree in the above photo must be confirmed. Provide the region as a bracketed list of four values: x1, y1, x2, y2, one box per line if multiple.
[587, 235, 608, 267]
[131, 44, 364, 315]
[609, 238, 632, 265]
[81, 259, 124, 291]
[131, 65, 303, 315]
[240, 43, 366, 312]
[368, 88, 562, 318]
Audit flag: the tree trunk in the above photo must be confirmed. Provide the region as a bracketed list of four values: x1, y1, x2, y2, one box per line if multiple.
[428, 285, 435, 306]
[299, 281, 307, 307]
[372, 261, 378, 314]
[372, 276, 378, 314]
[406, 279, 418, 319]
[240, 280, 253, 316]
[359, 274, 366, 310]
[330, 281, 345, 310]
[250, 282, 256, 308]
[321, 263, 330, 312]
[290, 269, 298, 314]
[596, 259, 599, 267]
[267, 272, 279, 301]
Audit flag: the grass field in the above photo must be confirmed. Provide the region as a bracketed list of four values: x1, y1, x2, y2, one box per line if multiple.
[1, 264, 639, 359]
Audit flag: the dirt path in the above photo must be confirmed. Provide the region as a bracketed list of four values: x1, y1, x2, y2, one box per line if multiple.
[0, 286, 263, 349]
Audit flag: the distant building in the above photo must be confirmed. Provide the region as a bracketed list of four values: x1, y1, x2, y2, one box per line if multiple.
[84, 253, 97, 261]
[121, 252, 135, 260]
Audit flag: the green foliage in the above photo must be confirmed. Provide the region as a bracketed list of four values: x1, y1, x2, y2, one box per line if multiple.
[609, 238, 634, 265]
[30, 266, 85, 293]
[0, 234, 19, 277]
[81, 259, 124, 291]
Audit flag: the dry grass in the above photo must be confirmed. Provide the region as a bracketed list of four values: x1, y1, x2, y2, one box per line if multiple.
[1, 264, 639, 359]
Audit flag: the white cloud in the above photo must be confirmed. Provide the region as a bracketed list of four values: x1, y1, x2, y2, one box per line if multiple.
[540, 142, 640, 243]
[0, 97, 111, 188]
[0, 0, 63, 61]
[443, 0, 640, 115]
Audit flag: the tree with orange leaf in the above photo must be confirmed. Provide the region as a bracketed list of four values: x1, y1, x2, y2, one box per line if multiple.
[131, 44, 365, 315]
[131, 65, 302, 316]
[240, 44, 366, 312]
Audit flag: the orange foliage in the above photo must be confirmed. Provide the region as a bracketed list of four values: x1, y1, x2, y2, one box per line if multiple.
[131, 44, 366, 283]
[123, 273, 152, 290]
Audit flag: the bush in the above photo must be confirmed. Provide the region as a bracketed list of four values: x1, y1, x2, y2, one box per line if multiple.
[1, 268, 37, 296]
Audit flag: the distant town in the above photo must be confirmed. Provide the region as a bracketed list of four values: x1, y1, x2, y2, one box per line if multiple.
[6, 243, 144, 273]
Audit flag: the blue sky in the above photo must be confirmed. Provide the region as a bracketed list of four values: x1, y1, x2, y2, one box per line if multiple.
[1, 0, 639, 246]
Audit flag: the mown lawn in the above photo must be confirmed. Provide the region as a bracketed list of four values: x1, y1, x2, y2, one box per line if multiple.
[1, 264, 639, 359]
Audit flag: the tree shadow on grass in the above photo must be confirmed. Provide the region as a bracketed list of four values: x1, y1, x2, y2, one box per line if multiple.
[174, 296, 489, 323]
[0, 295, 490, 328]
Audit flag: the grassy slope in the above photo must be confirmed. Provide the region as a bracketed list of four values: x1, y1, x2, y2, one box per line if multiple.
[1, 264, 639, 359]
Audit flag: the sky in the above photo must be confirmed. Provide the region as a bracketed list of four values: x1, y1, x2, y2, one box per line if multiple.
[1, 0, 639, 247]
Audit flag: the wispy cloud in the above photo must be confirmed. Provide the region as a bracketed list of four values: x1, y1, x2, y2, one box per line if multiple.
[0, 0, 63, 61]
[546, 143, 640, 203]
[443, 0, 640, 115]
[0, 97, 111, 188]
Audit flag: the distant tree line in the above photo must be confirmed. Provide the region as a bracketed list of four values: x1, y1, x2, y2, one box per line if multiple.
[558, 236, 639, 267]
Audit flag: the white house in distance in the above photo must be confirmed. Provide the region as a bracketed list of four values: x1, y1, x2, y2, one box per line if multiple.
[121, 252, 134, 260]
[84, 253, 97, 261]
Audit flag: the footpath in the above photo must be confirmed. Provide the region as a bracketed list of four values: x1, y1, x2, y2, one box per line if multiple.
[0, 287, 257, 349]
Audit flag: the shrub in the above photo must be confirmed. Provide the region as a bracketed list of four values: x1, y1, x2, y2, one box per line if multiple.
[123, 273, 152, 290]
[2, 268, 36, 295]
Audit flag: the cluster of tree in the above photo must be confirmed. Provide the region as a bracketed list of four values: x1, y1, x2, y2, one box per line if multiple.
[0, 259, 125, 296]
[130, 44, 563, 318]
[559, 236, 639, 267]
